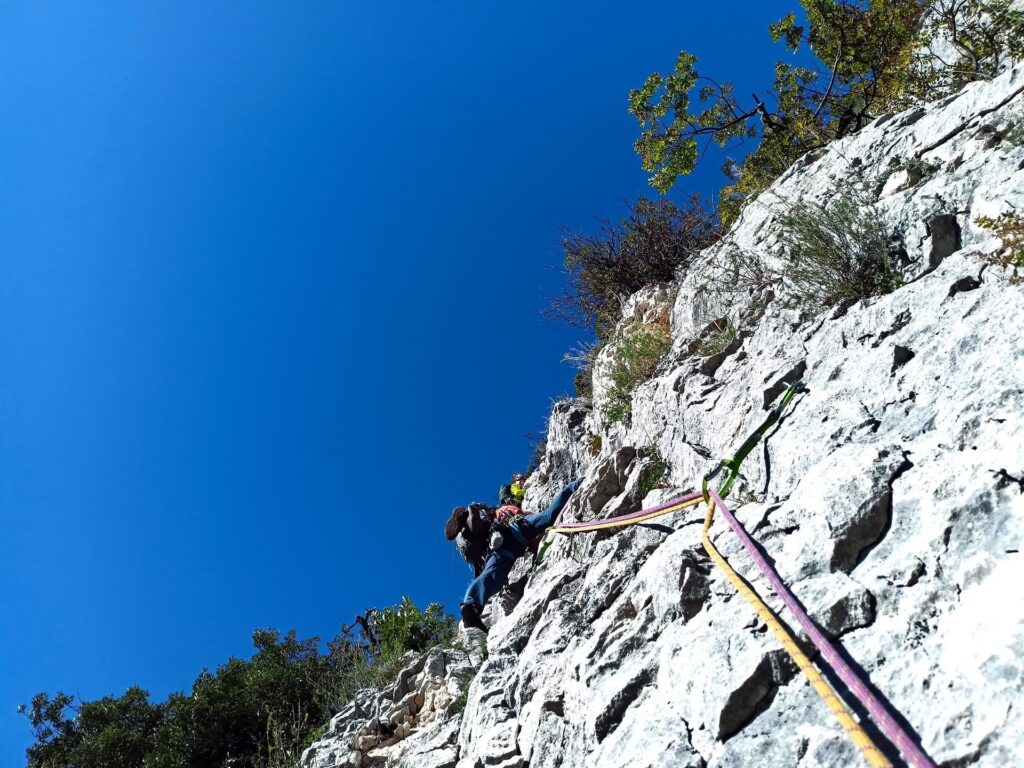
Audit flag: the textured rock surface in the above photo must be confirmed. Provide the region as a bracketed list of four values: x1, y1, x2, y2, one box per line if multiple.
[301, 647, 475, 768]
[306, 63, 1024, 768]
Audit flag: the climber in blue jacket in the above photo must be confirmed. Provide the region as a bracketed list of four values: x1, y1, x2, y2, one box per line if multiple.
[459, 479, 579, 632]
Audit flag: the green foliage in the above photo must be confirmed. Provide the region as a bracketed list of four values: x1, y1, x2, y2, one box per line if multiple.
[977, 211, 1024, 283]
[326, 599, 458, 703]
[630, 1, 1023, 225]
[637, 446, 671, 497]
[875, 156, 940, 191]
[779, 192, 900, 309]
[447, 677, 471, 717]
[573, 368, 594, 398]
[26, 687, 163, 768]
[24, 599, 458, 768]
[631, 1, 925, 223]
[373, 598, 457, 668]
[1004, 120, 1024, 147]
[602, 324, 672, 426]
[629, 52, 723, 195]
[910, 1, 1024, 100]
[550, 196, 718, 336]
[146, 629, 340, 768]
[692, 318, 738, 358]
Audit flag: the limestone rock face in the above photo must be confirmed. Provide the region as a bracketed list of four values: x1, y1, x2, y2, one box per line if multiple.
[300, 647, 475, 768]
[305, 63, 1024, 768]
[457, 63, 1024, 768]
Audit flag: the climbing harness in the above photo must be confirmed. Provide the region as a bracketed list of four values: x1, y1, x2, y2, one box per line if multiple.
[542, 380, 936, 768]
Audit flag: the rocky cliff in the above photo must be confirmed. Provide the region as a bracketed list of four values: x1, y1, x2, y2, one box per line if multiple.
[303, 61, 1024, 768]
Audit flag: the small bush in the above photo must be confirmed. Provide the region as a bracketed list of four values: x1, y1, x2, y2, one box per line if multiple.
[573, 369, 594, 398]
[525, 430, 548, 474]
[587, 432, 603, 457]
[977, 212, 1024, 283]
[780, 193, 899, 309]
[692, 318, 738, 358]
[562, 339, 602, 399]
[1004, 121, 1024, 147]
[550, 197, 718, 336]
[690, 245, 779, 331]
[365, 598, 457, 684]
[447, 678, 471, 716]
[602, 324, 672, 426]
[637, 447, 671, 497]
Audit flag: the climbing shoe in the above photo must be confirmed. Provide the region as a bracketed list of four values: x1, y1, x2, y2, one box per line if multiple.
[460, 602, 487, 633]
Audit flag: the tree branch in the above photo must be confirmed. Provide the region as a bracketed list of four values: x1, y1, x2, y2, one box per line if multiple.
[814, 42, 843, 120]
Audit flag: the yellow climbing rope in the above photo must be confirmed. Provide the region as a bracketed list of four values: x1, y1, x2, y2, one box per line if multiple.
[701, 496, 892, 768]
[554, 494, 704, 533]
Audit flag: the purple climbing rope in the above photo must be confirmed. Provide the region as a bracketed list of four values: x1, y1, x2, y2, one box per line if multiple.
[554, 490, 704, 530]
[707, 488, 936, 768]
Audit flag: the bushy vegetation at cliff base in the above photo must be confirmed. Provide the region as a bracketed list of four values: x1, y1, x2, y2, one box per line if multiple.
[23, 598, 456, 768]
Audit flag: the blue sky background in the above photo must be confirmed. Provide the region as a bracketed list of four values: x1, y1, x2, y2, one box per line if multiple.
[0, 2, 803, 762]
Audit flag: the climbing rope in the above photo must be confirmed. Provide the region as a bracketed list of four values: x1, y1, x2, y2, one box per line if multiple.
[705, 488, 936, 768]
[554, 490, 704, 533]
[701, 492, 893, 768]
[542, 380, 935, 767]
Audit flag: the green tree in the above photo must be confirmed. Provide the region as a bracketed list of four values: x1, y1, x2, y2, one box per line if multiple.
[149, 629, 336, 768]
[630, 1, 925, 224]
[26, 688, 164, 768]
[910, 1, 1024, 98]
[24, 599, 458, 768]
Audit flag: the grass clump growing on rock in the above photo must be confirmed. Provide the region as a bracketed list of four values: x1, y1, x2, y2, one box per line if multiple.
[637, 446, 671, 497]
[977, 212, 1024, 283]
[562, 339, 602, 399]
[603, 324, 671, 426]
[1004, 120, 1024, 148]
[780, 192, 900, 310]
[692, 318, 738, 358]
[447, 677, 471, 717]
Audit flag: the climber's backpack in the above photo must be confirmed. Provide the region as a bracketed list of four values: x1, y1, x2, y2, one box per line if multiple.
[455, 503, 493, 575]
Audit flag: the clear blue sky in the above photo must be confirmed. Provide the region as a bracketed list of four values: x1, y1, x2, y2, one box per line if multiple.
[0, 2, 798, 761]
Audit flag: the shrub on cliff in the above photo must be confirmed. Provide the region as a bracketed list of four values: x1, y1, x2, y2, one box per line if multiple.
[780, 192, 900, 308]
[370, 598, 457, 671]
[910, 1, 1024, 99]
[602, 323, 672, 425]
[977, 211, 1024, 283]
[550, 196, 719, 339]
